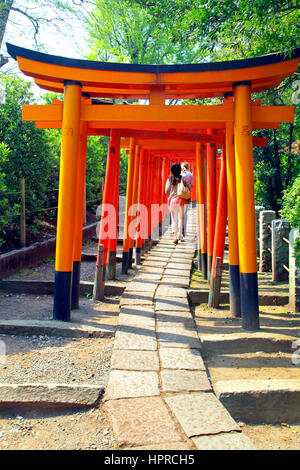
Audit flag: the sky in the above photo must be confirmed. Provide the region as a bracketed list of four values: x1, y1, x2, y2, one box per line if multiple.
[2, 1, 91, 98]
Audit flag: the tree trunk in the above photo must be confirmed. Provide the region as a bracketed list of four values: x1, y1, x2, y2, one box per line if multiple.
[0, 0, 14, 67]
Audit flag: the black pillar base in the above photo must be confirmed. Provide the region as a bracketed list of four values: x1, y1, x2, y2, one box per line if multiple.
[128, 247, 133, 268]
[207, 255, 212, 282]
[122, 251, 129, 274]
[229, 264, 241, 317]
[201, 253, 208, 280]
[53, 270, 72, 321]
[106, 251, 116, 280]
[136, 247, 141, 264]
[240, 272, 260, 331]
[71, 261, 80, 310]
[197, 249, 202, 271]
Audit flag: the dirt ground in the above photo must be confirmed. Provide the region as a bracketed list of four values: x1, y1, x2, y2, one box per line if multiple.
[193, 303, 300, 450]
[0, 250, 299, 450]
[0, 291, 119, 450]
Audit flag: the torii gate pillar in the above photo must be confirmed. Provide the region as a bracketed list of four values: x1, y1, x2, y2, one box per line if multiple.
[53, 81, 82, 321]
[234, 81, 259, 330]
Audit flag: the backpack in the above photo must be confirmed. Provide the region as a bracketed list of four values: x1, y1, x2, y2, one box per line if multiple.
[177, 179, 190, 200]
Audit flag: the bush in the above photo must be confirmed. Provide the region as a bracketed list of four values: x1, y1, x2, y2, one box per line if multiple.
[280, 175, 300, 271]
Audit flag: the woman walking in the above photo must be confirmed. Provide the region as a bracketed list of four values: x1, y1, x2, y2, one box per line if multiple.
[165, 163, 191, 244]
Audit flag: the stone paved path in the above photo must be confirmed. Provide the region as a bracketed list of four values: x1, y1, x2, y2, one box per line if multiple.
[104, 206, 256, 450]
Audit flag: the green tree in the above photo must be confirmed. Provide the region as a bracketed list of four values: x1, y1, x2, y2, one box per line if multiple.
[0, 74, 62, 250]
[131, 0, 300, 59]
[85, 0, 202, 64]
[0, 0, 87, 66]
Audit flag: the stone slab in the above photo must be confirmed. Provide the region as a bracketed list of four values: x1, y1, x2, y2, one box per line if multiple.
[138, 266, 165, 274]
[160, 278, 190, 288]
[0, 383, 103, 407]
[165, 393, 240, 437]
[215, 379, 300, 424]
[105, 370, 160, 400]
[200, 332, 295, 355]
[157, 326, 201, 349]
[159, 348, 205, 370]
[134, 273, 162, 281]
[124, 282, 157, 294]
[114, 326, 157, 350]
[155, 297, 190, 311]
[119, 306, 155, 328]
[192, 433, 256, 450]
[118, 313, 155, 328]
[155, 286, 187, 298]
[164, 269, 191, 277]
[120, 292, 154, 306]
[0, 319, 115, 338]
[166, 262, 193, 270]
[111, 350, 160, 371]
[143, 258, 167, 265]
[125, 442, 191, 450]
[105, 397, 182, 447]
[156, 311, 195, 329]
[161, 370, 211, 392]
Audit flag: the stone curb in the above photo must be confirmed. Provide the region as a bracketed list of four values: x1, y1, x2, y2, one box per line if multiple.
[188, 289, 289, 306]
[0, 319, 116, 338]
[215, 379, 300, 424]
[0, 279, 124, 297]
[200, 332, 296, 355]
[0, 222, 97, 279]
[0, 383, 104, 407]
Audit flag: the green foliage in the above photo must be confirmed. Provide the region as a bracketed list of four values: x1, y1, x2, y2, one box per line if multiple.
[0, 74, 64, 251]
[85, 135, 108, 208]
[0, 74, 61, 225]
[280, 175, 300, 271]
[280, 175, 300, 229]
[85, 0, 203, 64]
[132, 0, 300, 59]
[0, 141, 11, 248]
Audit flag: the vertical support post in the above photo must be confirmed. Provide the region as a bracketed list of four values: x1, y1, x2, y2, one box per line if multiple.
[259, 210, 276, 272]
[272, 219, 290, 282]
[53, 80, 82, 321]
[157, 157, 163, 239]
[20, 177, 26, 248]
[210, 257, 222, 309]
[195, 175, 202, 270]
[255, 205, 265, 257]
[206, 130, 217, 281]
[142, 152, 151, 253]
[226, 118, 241, 317]
[106, 130, 120, 280]
[128, 144, 141, 268]
[162, 156, 169, 232]
[136, 148, 146, 264]
[233, 81, 259, 331]
[196, 142, 207, 279]
[122, 138, 135, 273]
[289, 228, 300, 312]
[147, 155, 155, 250]
[71, 119, 88, 309]
[208, 148, 227, 307]
[94, 129, 119, 293]
[93, 244, 104, 300]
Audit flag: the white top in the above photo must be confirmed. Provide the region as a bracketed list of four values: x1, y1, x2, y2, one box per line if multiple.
[181, 170, 194, 187]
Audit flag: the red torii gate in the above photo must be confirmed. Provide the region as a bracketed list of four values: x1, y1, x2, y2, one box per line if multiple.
[7, 42, 300, 331]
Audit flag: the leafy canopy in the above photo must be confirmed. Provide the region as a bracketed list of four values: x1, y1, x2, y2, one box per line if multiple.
[131, 0, 300, 59]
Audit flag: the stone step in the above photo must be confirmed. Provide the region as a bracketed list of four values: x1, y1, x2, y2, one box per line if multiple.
[215, 379, 300, 424]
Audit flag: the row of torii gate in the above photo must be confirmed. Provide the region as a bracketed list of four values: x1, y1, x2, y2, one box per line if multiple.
[7, 43, 300, 331]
